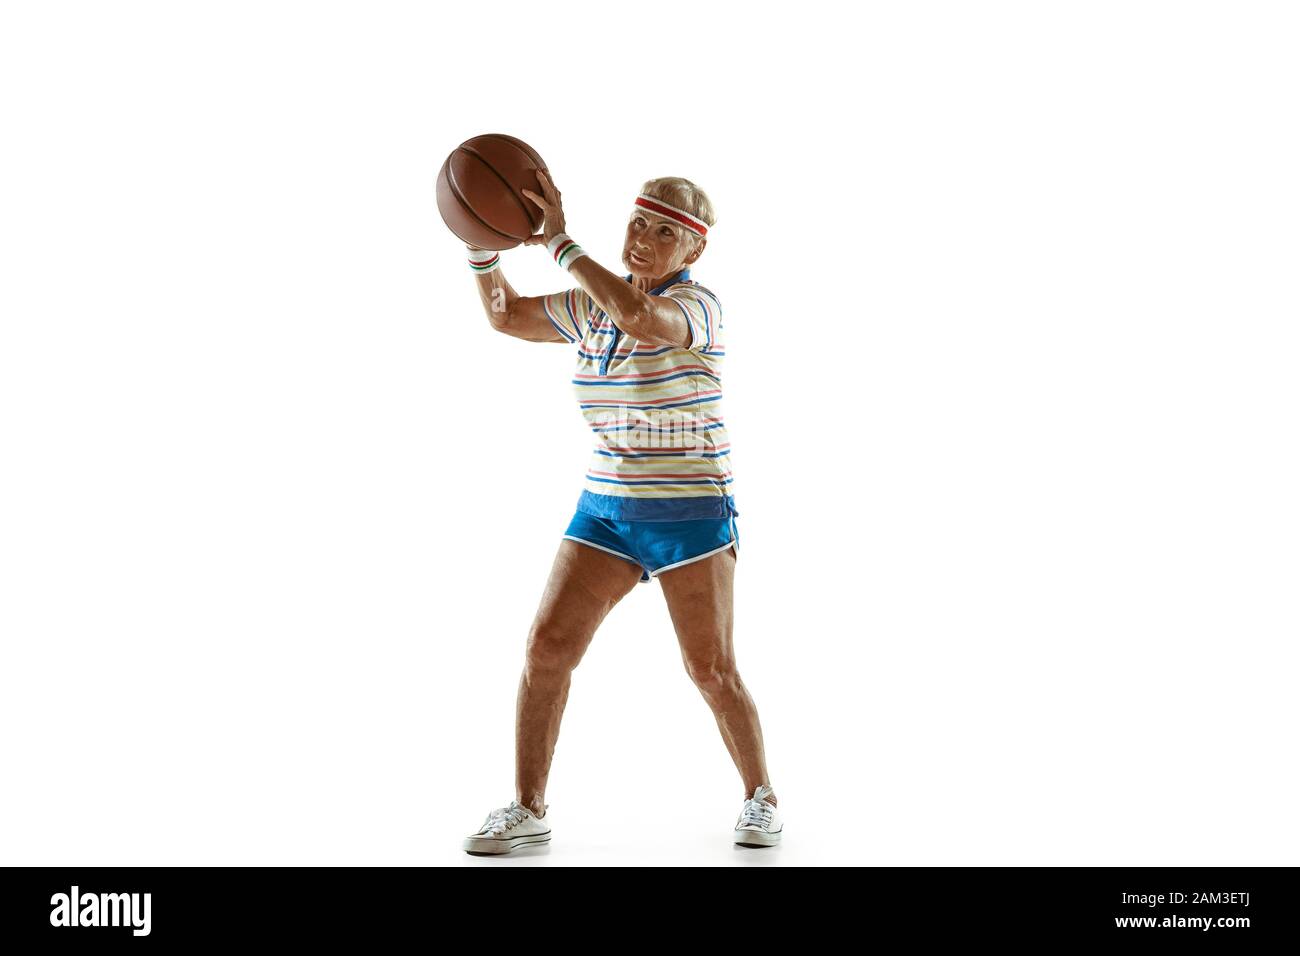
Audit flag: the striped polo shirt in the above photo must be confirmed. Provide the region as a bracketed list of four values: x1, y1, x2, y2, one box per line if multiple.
[542, 267, 736, 522]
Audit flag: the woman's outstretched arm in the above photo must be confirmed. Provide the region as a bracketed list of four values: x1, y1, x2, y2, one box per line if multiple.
[465, 244, 572, 343]
[522, 170, 698, 348]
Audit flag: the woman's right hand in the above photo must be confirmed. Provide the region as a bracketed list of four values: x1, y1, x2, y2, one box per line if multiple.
[521, 169, 566, 244]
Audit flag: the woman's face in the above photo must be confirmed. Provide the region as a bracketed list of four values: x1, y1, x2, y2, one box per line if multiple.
[622, 209, 704, 281]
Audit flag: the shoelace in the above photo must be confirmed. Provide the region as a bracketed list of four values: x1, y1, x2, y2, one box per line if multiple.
[481, 802, 530, 836]
[739, 797, 774, 829]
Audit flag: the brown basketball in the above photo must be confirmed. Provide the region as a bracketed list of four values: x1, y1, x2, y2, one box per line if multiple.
[436, 133, 550, 251]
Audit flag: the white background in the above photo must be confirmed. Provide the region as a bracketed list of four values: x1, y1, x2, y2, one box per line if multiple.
[2, 1, 1296, 867]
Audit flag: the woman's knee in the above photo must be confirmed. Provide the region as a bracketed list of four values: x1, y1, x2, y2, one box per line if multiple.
[525, 623, 583, 677]
[682, 652, 740, 696]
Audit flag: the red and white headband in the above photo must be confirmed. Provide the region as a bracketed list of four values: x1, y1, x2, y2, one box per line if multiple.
[633, 193, 709, 237]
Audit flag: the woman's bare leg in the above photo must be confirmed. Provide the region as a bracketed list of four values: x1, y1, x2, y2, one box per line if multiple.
[516, 540, 643, 817]
[657, 545, 775, 804]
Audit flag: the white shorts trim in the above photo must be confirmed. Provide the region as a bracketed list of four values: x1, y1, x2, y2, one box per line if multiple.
[649, 537, 739, 577]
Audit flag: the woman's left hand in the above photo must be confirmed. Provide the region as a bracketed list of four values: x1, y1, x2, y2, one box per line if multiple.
[521, 169, 566, 245]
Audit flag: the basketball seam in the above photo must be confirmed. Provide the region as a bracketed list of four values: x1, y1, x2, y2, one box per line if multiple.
[476, 133, 547, 170]
[459, 143, 543, 241]
[476, 134, 549, 191]
[443, 154, 519, 246]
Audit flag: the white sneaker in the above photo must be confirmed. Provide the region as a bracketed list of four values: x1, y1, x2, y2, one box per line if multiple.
[734, 784, 782, 847]
[463, 800, 552, 855]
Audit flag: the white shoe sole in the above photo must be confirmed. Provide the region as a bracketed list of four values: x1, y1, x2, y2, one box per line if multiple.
[734, 827, 782, 847]
[463, 832, 551, 855]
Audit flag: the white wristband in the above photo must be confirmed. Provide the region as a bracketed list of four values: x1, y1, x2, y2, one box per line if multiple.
[467, 247, 501, 274]
[547, 233, 588, 271]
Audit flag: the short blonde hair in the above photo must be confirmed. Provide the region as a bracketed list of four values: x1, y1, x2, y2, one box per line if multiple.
[637, 176, 716, 250]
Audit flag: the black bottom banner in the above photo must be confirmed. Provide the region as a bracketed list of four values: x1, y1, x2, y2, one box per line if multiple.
[1, 866, 1293, 945]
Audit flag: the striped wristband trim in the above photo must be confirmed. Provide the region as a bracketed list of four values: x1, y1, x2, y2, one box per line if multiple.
[547, 233, 588, 271]
[467, 248, 500, 274]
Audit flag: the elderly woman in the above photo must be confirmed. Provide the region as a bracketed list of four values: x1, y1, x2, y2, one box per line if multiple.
[460, 171, 781, 854]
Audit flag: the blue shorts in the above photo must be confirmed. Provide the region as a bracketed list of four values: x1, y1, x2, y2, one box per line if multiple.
[563, 511, 741, 583]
